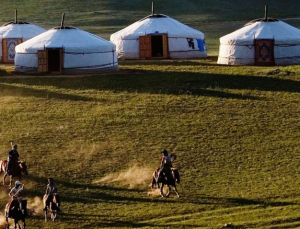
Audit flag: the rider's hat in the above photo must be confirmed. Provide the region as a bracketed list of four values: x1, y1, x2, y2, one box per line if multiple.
[161, 149, 168, 155]
[15, 181, 21, 186]
[48, 177, 53, 181]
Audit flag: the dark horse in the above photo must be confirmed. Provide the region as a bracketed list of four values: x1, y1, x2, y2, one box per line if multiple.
[151, 168, 180, 197]
[43, 194, 61, 222]
[5, 199, 27, 229]
[0, 160, 28, 187]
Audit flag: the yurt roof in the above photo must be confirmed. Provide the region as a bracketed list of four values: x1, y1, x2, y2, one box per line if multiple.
[111, 14, 204, 40]
[0, 22, 46, 40]
[244, 17, 279, 27]
[16, 27, 115, 53]
[220, 20, 300, 45]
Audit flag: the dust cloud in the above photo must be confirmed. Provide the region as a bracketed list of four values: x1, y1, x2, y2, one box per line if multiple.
[27, 196, 44, 214]
[147, 188, 161, 197]
[0, 213, 6, 227]
[93, 165, 153, 189]
[0, 190, 8, 199]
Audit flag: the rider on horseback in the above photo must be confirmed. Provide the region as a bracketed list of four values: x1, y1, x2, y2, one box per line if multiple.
[160, 150, 177, 177]
[43, 178, 62, 212]
[6, 144, 20, 175]
[8, 181, 24, 216]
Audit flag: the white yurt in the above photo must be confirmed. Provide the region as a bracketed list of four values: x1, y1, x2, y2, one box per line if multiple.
[0, 11, 46, 63]
[218, 9, 300, 66]
[15, 26, 118, 74]
[110, 4, 207, 59]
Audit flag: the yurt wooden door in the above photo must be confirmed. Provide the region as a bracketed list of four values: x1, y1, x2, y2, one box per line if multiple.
[38, 48, 63, 73]
[2, 38, 22, 63]
[254, 39, 275, 66]
[139, 34, 168, 59]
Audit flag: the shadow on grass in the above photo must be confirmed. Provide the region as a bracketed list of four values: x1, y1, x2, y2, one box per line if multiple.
[194, 195, 297, 208]
[61, 214, 167, 228]
[4, 66, 300, 101]
[0, 83, 106, 102]
[24, 174, 177, 204]
[24, 175, 297, 210]
[257, 216, 300, 228]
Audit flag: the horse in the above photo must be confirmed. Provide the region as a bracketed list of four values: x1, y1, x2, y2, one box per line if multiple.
[0, 160, 28, 187]
[151, 167, 180, 197]
[43, 194, 61, 222]
[5, 199, 27, 229]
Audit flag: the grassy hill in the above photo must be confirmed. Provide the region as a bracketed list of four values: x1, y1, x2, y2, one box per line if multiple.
[1, 60, 300, 228]
[0, 1, 300, 228]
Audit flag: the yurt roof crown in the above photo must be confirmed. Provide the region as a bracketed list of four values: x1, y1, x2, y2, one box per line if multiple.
[138, 1, 168, 22]
[244, 5, 279, 27]
[52, 13, 76, 30]
[1, 10, 31, 26]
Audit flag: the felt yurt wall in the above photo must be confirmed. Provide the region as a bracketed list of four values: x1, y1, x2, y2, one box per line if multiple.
[218, 19, 300, 66]
[0, 22, 46, 63]
[15, 27, 118, 74]
[110, 14, 207, 59]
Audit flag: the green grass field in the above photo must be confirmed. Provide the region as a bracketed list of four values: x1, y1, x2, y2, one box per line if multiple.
[1, 59, 300, 228]
[1, 1, 300, 228]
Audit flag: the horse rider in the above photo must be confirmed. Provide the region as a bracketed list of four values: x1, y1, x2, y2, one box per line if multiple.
[160, 149, 177, 177]
[43, 178, 62, 212]
[8, 181, 24, 216]
[6, 144, 20, 175]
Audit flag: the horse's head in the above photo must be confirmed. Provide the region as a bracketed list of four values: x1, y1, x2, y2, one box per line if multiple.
[19, 161, 28, 175]
[172, 168, 180, 184]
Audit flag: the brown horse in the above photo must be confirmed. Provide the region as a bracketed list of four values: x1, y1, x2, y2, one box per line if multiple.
[151, 167, 180, 198]
[5, 199, 27, 229]
[0, 160, 28, 187]
[43, 194, 60, 222]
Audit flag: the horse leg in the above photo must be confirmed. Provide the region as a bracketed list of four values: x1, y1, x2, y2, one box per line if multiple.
[173, 185, 180, 197]
[3, 173, 7, 186]
[6, 216, 9, 229]
[160, 184, 165, 197]
[9, 176, 13, 187]
[22, 218, 26, 229]
[14, 218, 17, 229]
[166, 185, 170, 198]
[44, 209, 47, 222]
[151, 177, 156, 189]
[51, 211, 57, 222]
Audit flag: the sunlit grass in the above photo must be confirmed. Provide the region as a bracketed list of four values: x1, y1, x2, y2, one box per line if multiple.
[0, 0, 300, 227]
[0, 59, 300, 228]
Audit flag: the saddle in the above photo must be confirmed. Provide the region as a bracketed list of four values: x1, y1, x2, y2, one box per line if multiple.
[6, 158, 19, 175]
[6, 200, 21, 218]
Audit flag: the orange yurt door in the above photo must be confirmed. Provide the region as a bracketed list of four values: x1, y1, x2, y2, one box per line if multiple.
[139, 35, 152, 58]
[38, 48, 63, 73]
[139, 34, 169, 59]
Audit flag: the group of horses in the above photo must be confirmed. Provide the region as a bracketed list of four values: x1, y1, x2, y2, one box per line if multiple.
[0, 159, 59, 229]
[0, 157, 180, 229]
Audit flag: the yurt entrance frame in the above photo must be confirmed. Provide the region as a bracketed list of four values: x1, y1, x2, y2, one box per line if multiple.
[2, 38, 22, 63]
[254, 39, 275, 66]
[38, 48, 63, 73]
[139, 34, 168, 59]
